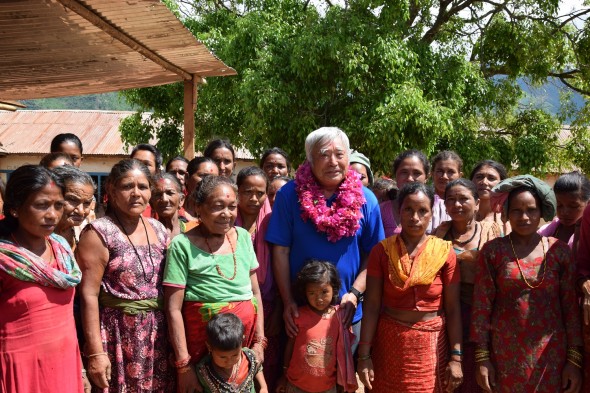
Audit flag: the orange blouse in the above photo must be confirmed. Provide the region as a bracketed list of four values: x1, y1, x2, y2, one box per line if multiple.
[367, 238, 459, 311]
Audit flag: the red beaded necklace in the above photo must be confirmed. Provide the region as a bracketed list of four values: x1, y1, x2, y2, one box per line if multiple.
[203, 228, 238, 281]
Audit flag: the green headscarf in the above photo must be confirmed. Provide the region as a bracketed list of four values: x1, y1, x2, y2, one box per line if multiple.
[349, 150, 374, 186]
[491, 175, 556, 222]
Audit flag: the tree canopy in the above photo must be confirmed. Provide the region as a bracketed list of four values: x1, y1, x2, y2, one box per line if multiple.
[120, 0, 590, 175]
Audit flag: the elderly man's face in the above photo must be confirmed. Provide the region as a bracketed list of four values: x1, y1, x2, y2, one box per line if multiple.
[311, 139, 348, 191]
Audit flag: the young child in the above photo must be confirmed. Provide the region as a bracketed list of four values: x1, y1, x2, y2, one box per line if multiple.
[195, 313, 268, 393]
[278, 260, 357, 393]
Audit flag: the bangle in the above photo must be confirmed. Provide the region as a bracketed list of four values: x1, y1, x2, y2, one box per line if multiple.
[175, 356, 191, 369]
[177, 365, 192, 374]
[283, 366, 289, 370]
[87, 352, 108, 359]
[81, 369, 87, 375]
[358, 354, 371, 361]
[449, 358, 462, 363]
[567, 358, 582, 369]
[254, 336, 268, 349]
[450, 349, 463, 356]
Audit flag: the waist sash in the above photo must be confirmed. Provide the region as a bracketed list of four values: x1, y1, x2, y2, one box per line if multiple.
[99, 290, 163, 315]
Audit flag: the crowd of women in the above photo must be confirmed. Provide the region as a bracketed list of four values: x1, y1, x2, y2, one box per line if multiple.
[1, 128, 590, 393]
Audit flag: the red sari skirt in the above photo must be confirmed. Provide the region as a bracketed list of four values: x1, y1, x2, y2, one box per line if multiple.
[371, 314, 448, 393]
[182, 299, 257, 362]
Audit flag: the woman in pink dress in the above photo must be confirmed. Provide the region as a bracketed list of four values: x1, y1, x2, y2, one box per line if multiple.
[0, 165, 84, 393]
[77, 159, 175, 392]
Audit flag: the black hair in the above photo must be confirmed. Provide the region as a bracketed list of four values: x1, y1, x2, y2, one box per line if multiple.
[0, 165, 64, 236]
[39, 152, 74, 168]
[151, 172, 183, 194]
[52, 165, 96, 191]
[393, 149, 430, 177]
[432, 150, 463, 173]
[294, 260, 341, 305]
[204, 139, 235, 161]
[50, 133, 83, 154]
[165, 156, 189, 172]
[397, 182, 435, 209]
[445, 178, 478, 201]
[193, 175, 237, 206]
[187, 157, 217, 176]
[131, 143, 163, 169]
[469, 160, 508, 182]
[236, 166, 268, 189]
[553, 171, 590, 202]
[206, 313, 244, 351]
[507, 187, 542, 215]
[260, 147, 292, 173]
[371, 178, 397, 201]
[106, 159, 152, 198]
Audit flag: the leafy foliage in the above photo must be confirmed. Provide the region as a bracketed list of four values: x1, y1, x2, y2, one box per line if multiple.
[120, 0, 590, 175]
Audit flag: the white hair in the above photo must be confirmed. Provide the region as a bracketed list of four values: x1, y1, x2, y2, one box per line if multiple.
[304, 127, 350, 164]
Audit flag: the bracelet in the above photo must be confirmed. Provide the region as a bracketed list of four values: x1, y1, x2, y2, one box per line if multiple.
[475, 356, 490, 363]
[283, 366, 289, 370]
[254, 336, 269, 350]
[177, 365, 192, 374]
[449, 358, 462, 363]
[81, 369, 87, 375]
[567, 358, 582, 369]
[450, 349, 463, 356]
[174, 356, 192, 369]
[87, 352, 108, 359]
[567, 351, 583, 360]
[358, 354, 372, 361]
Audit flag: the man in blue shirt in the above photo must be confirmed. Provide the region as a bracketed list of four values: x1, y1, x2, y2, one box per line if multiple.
[266, 127, 384, 342]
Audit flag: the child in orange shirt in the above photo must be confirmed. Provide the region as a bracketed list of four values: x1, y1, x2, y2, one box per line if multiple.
[278, 260, 357, 393]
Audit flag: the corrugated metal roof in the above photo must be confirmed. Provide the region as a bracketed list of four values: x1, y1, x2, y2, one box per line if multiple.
[0, 110, 134, 156]
[0, 110, 255, 159]
[1, 0, 236, 100]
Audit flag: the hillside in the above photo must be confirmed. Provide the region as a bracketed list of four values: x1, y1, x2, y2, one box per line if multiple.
[19, 79, 586, 122]
[21, 92, 135, 111]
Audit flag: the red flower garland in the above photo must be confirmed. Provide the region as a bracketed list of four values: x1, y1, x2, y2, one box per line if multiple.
[295, 161, 366, 242]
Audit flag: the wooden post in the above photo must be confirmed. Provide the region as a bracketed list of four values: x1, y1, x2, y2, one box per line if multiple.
[183, 78, 197, 159]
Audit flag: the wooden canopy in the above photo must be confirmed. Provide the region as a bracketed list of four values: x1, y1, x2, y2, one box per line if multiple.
[1, 0, 237, 158]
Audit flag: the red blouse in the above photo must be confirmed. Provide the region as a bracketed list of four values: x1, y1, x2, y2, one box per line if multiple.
[367, 239, 459, 311]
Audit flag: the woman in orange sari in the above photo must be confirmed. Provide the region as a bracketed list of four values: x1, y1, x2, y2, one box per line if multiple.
[358, 182, 463, 393]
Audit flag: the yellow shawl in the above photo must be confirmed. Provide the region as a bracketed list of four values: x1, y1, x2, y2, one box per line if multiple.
[382, 235, 451, 289]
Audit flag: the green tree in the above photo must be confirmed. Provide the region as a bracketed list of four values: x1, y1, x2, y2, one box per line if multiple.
[120, 0, 590, 175]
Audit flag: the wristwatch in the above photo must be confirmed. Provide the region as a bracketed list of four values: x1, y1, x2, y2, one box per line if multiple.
[349, 287, 364, 303]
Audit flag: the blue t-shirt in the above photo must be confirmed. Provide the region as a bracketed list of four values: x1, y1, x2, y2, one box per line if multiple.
[266, 180, 384, 323]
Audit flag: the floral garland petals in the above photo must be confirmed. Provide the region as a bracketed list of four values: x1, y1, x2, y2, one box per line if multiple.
[295, 161, 366, 242]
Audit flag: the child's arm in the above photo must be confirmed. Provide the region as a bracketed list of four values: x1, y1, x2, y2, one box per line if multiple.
[255, 370, 268, 393]
[276, 337, 295, 393]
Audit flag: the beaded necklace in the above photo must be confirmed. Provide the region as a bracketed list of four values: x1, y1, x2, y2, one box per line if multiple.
[508, 234, 547, 289]
[449, 222, 479, 247]
[113, 212, 155, 283]
[202, 227, 238, 281]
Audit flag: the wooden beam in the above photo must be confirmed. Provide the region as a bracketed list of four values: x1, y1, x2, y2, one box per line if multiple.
[183, 78, 197, 159]
[56, 0, 193, 80]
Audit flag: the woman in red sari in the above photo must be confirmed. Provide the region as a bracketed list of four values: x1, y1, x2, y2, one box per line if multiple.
[358, 182, 463, 393]
[0, 165, 85, 392]
[471, 175, 582, 392]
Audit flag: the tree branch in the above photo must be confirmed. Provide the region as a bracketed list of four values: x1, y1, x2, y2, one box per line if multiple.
[421, 0, 479, 43]
[559, 77, 590, 97]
